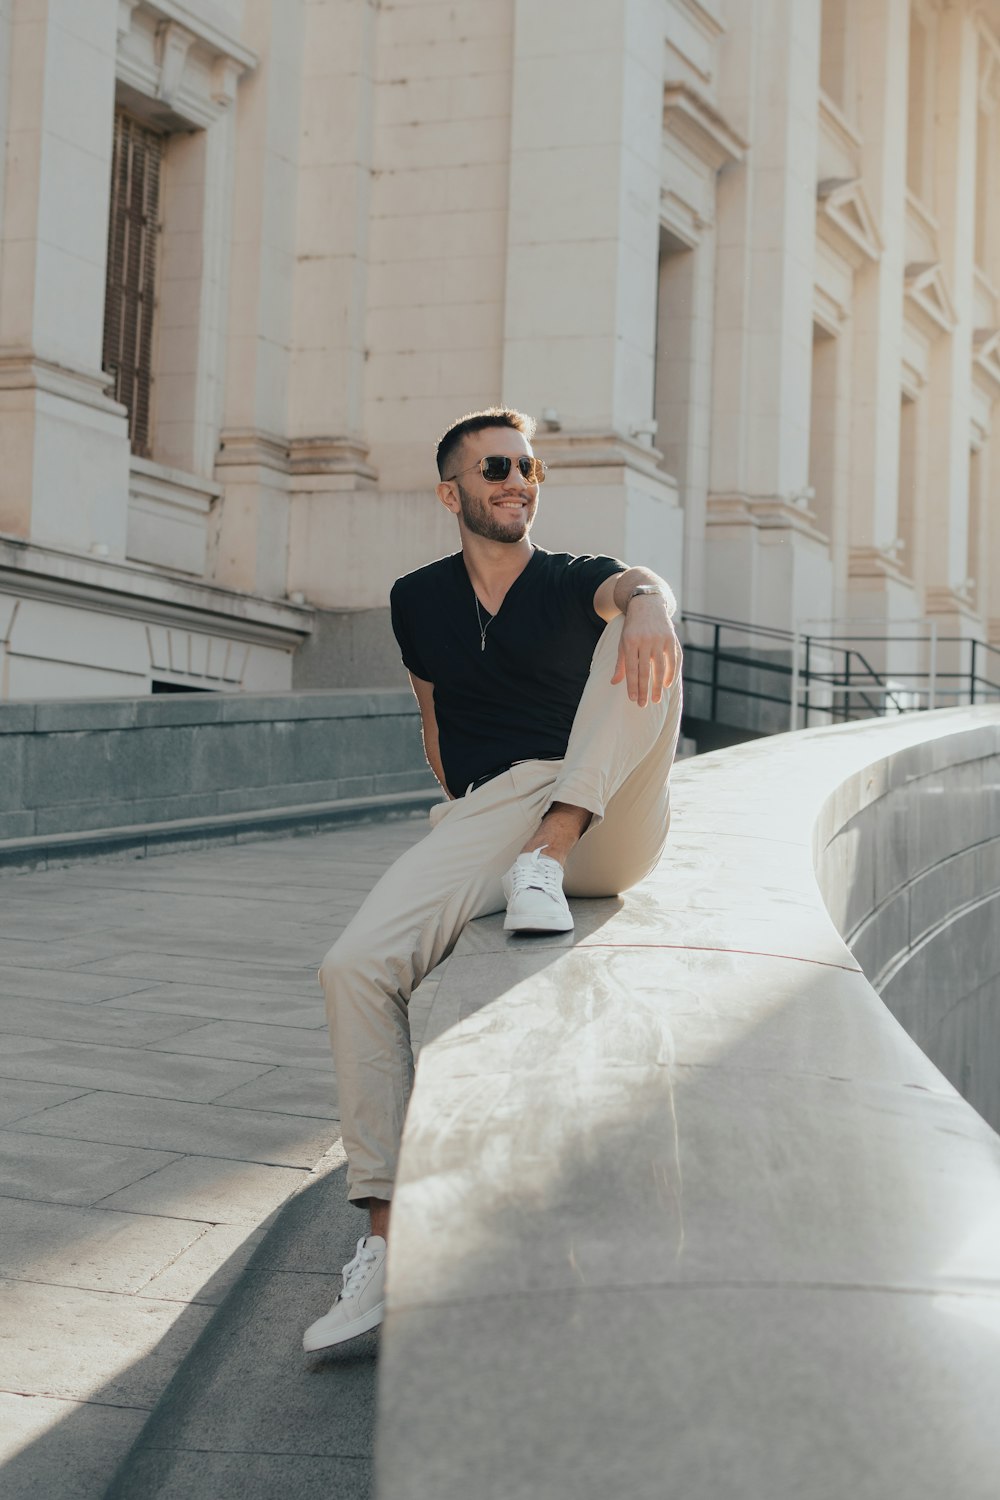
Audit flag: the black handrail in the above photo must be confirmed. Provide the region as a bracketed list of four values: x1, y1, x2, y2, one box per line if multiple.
[679, 611, 1000, 733]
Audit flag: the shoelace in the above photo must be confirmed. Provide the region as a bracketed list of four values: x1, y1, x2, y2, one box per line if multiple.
[338, 1237, 378, 1302]
[509, 850, 564, 899]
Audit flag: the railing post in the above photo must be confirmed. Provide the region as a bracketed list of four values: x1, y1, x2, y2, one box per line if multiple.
[803, 635, 811, 728]
[928, 623, 937, 711]
[843, 651, 851, 722]
[970, 637, 978, 706]
[710, 622, 721, 721]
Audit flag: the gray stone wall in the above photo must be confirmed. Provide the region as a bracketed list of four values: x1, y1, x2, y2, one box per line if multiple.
[0, 690, 433, 841]
[292, 608, 408, 690]
[815, 723, 1000, 1131]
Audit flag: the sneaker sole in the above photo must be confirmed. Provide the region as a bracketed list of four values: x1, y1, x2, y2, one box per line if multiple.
[302, 1299, 385, 1353]
[503, 911, 574, 933]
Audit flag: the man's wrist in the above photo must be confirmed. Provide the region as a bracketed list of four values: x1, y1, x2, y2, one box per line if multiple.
[625, 584, 667, 606]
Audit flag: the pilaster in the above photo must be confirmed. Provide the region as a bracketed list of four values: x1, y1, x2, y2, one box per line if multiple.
[285, 0, 380, 609]
[922, 1, 980, 634]
[705, 0, 829, 629]
[0, 0, 130, 557]
[212, 0, 306, 598]
[501, 0, 682, 585]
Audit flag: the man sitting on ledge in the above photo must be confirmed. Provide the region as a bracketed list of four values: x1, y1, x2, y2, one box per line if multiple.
[303, 405, 682, 1354]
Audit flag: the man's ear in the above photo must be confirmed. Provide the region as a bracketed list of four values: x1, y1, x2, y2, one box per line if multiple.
[436, 480, 460, 515]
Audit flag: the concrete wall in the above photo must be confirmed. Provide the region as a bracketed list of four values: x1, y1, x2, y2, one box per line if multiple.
[817, 722, 1000, 1130]
[0, 690, 432, 842]
[375, 704, 1000, 1499]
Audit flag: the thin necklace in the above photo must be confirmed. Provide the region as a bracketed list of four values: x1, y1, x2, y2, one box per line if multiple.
[474, 593, 494, 651]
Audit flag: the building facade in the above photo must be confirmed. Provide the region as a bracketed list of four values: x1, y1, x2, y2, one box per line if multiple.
[0, 0, 997, 700]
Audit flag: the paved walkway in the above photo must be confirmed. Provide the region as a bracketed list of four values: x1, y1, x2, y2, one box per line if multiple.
[0, 815, 434, 1499]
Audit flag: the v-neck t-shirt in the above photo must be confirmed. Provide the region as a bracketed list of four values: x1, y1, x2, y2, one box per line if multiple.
[389, 547, 627, 797]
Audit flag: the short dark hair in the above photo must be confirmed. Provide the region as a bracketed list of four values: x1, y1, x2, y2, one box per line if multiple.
[436, 406, 537, 480]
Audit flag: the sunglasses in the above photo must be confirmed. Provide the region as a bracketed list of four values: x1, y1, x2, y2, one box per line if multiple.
[446, 455, 548, 485]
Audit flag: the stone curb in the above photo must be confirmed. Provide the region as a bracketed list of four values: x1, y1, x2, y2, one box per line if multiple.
[0, 789, 441, 874]
[102, 1143, 379, 1500]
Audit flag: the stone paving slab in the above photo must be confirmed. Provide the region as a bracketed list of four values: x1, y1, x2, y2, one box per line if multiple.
[106, 981, 327, 1028]
[1, 1199, 207, 1294]
[144, 1018, 333, 1070]
[0, 1081, 90, 1127]
[14, 1091, 337, 1166]
[209, 1064, 340, 1118]
[0, 1131, 182, 1206]
[0, 811, 431, 1500]
[1, 1393, 149, 1500]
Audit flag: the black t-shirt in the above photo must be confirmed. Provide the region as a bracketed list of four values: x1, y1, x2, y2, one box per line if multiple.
[390, 547, 626, 797]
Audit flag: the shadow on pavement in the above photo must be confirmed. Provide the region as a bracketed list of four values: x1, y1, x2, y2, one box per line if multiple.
[4, 1157, 377, 1500]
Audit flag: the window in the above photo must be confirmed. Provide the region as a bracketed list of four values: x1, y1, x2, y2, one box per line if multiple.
[102, 110, 163, 458]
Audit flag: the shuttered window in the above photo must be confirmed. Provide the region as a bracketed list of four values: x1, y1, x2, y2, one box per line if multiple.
[102, 111, 163, 458]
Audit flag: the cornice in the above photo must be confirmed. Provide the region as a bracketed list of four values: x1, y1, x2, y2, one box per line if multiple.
[531, 429, 675, 488]
[117, 0, 254, 128]
[816, 177, 882, 268]
[663, 81, 746, 172]
[706, 493, 828, 544]
[973, 328, 1000, 392]
[0, 535, 313, 643]
[904, 261, 958, 336]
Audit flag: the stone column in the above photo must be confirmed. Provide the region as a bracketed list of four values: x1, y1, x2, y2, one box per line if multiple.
[500, 0, 682, 586]
[706, 0, 829, 631]
[285, 0, 379, 609]
[655, 228, 719, 613]
[922, 2, 982, 643]
[0, 0, 130, 557]
[212, 0, 305, 598]
[843, 0, 916, 629]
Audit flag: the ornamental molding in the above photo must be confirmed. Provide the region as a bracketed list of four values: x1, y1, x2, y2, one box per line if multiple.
[904, 261, 958, 336]
[706, 493, 828, 544]
[674, 0, 726, 44]
[847, 545, 911, 587]
[663, 81, 746, 173]
[659, 188, 709, 247]
[977, 11, 1000, 111]
[116, 0, 255, 129]
[531, 429, 675, 489]
[214, 431, 380, 487]
[816, 177, 882, 267]
[0, 536, 313, 644]
[973, 328, 1000, 392]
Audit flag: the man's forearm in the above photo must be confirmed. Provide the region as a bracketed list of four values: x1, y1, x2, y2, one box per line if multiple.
[421, 726, 453, 799]
[612, 566, 677, 618]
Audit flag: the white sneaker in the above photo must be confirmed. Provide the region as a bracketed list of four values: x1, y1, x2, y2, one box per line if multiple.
[503, 849, 574, 933]
[302, 1235, 387, 1353]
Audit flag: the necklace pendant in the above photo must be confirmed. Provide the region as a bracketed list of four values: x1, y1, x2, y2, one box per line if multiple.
[480, 635, 486, 651]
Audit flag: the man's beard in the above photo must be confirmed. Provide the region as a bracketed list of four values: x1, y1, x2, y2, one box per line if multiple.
[456, 480, 536, 543]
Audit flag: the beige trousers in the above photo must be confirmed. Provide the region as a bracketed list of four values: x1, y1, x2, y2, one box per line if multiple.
[319, 618, 682, 1204]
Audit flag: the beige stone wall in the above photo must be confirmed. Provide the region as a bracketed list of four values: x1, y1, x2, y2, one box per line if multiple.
[1, 0, 999, 699]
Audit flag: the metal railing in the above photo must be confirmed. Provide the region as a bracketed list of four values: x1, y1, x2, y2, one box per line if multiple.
[679, 611, 1000, 734]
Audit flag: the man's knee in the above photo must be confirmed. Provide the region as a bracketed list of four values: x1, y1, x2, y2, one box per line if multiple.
[318, 931, 411, 1025]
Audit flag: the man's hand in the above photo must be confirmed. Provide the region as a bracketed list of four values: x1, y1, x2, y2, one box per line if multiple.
[610, 595, 681, 707]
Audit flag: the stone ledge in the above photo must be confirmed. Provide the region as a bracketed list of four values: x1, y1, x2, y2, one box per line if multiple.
[375, 704, 1000, 1500]
[0, 788, 440, 875]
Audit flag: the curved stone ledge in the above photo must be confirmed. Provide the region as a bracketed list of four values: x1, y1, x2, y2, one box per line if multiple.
[375, 706, 1000, 1500]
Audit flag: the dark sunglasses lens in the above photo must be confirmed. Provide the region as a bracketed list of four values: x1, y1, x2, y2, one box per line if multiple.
[479, 455, 545, 483]
[480, 456, 512, 481]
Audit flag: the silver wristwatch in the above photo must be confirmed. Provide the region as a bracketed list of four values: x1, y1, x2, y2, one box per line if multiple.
[627, 584, 664, 603]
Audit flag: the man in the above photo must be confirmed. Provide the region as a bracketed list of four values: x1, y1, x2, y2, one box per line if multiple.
[303, 406, 682, 1354]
